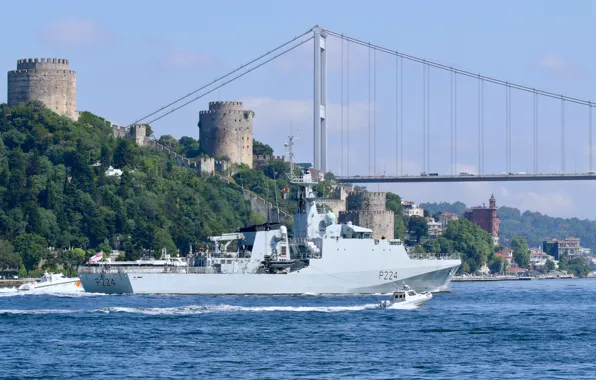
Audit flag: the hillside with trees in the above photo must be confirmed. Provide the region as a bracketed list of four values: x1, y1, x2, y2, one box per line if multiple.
[0, 101, 261, 275]
[421, 201, 596, 252]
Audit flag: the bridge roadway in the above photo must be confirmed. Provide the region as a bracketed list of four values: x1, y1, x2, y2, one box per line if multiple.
[335, 173, 596, 184]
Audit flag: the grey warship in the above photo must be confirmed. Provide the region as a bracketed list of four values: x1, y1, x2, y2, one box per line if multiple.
[78, 137, 461, 294]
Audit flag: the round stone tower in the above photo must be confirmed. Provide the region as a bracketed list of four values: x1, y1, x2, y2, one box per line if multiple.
[340, 192, 395, 240]
[198, 101, 254, 168]
[7, 58, 77, 120]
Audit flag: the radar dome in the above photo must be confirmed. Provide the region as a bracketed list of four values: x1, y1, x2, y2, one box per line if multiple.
[324, 211, 337, 226]
[280, 225, 288, 236]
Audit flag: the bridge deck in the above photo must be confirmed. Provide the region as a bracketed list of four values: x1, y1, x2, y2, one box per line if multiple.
[336, 173, 596, 183]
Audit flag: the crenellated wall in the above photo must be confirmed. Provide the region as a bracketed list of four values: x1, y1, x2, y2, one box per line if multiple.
[8, 58, 77, 120]
[253, 154, 285, 170]
[199, 101, 254, 168]
[340, 191, 394, 239]
[339, 210, 395, 240]
[112, 124, 148, 146]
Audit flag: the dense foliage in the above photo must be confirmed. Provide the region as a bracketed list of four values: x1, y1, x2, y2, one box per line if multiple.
[0, 102, 257, 274]
[420, 201, 596, 253]
[511, 236, 530, 269]
[252, 140, 273, 156]
[422, 218, 494, 273]
[420, 201, 467, 216]
[385, 192, 408, 240]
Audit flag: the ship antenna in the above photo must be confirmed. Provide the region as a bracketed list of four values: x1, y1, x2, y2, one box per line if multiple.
[273, 170, 280, 223]
[286, 135, 298, 182]
[265, 175, 271, 223]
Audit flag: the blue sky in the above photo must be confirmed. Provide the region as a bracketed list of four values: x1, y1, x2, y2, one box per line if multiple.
[1, 0, 595, 220]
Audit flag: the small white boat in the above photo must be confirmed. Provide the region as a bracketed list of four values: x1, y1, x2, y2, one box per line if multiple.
[379, 283, 432, 309]
[18, 272, 82, 292]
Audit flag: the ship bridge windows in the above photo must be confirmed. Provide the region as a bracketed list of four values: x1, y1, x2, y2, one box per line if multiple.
[341, 231, 371, 239]
[341, 224, 373, 239]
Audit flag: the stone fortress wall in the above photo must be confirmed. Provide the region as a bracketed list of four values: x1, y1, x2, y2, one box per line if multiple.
[113, 124, 147, 147]
[339, 192, 395, 240]
[199, 101, 254, 168]
[7, 58, 77, 120]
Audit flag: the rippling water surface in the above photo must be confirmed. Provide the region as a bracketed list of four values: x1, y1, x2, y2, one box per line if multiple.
[1, 279, 594, 379]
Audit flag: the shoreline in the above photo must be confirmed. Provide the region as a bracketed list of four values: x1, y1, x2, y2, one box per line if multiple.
[0, 279, 36, 287]
[453, 275, 577, 282]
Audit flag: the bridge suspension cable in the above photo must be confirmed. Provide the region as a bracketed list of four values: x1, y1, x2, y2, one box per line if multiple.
[478, 76, 484, 175]
[395, 54, 399, 176]
[561, 98, 566, 173]
[325, 29, 596, 108]
[534, 91, 538, 174]
[427, 63, 431, 173]
[129, 28, 314, 126]
[505, 84, 511, 174]
[400, 56, 404, 176]
[422, 62, 426, 173]
[140, 36, 313, 126]
[590, 103, 593, 173]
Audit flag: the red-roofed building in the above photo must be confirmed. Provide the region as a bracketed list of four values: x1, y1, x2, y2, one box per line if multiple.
[495, 247, 513, 266]
[439, 212, 459, 229]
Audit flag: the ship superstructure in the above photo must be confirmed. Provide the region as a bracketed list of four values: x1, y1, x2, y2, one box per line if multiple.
[78, 137, 461, 294]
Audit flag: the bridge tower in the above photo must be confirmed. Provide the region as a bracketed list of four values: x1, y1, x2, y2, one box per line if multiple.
[313, 26, 328, 173]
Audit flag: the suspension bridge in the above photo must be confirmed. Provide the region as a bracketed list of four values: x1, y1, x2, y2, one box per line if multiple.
[130, 26, 596, 184]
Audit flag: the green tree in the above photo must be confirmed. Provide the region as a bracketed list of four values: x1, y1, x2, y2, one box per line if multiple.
[18, 264, 27, 278]
[178, 136, 200, 158]
[14, 233, 48, 271]
[511, 236, 530, 269]
[408, 216, 428, 242]
[253, 140, 273, 156]
[443, 219, 493, 273]
[0, 239, 21, 270]
[113, 140, 138, 169]
[412, 245, 426, 254]
[153, 229, 177, 256]
[385, 192, 403, 214]
[546, 259, 555, 272]
[488, 256, 508, 274]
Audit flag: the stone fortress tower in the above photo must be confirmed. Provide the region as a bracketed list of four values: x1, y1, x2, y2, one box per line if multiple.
[339, 192, 395, 240]
[198, 101, 254, 168]
[7, 58, 77, 120]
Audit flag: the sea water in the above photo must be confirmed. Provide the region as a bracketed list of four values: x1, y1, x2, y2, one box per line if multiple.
[0, 279, 594, 379]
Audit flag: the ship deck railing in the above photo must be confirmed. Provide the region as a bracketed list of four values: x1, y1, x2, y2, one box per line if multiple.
[77, 266, 244, 275]
[408, 252, 461, 261]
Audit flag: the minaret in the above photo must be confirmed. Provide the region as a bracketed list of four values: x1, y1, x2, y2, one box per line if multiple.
[489, 194, 496, 208]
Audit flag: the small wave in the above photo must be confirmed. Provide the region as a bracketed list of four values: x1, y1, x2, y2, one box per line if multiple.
[0, 287, 18, 294]
[0, 302, 420, 316]
[95, 304, 384, 315]
[0, 309, 78, 315]
[0, 289, 103, 298]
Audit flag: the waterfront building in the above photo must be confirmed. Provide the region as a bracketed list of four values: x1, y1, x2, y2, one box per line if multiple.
[402, 201, 424, 217]
[543, 237, 581, 260]
[495, 247, 513, 266]
[463, 194, 500, 246]
[439, 212, 459, 229]
[426, 218, 443, 238]
[529, 248, 554, 268]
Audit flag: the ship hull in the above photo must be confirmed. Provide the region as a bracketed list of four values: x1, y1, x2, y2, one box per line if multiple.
[79, 261, 459, 295]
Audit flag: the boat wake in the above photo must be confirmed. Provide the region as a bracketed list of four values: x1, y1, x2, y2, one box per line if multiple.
[0, 288, 96, 298]
[0, 303, 421, 315]
[96, 304, 384, 315]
